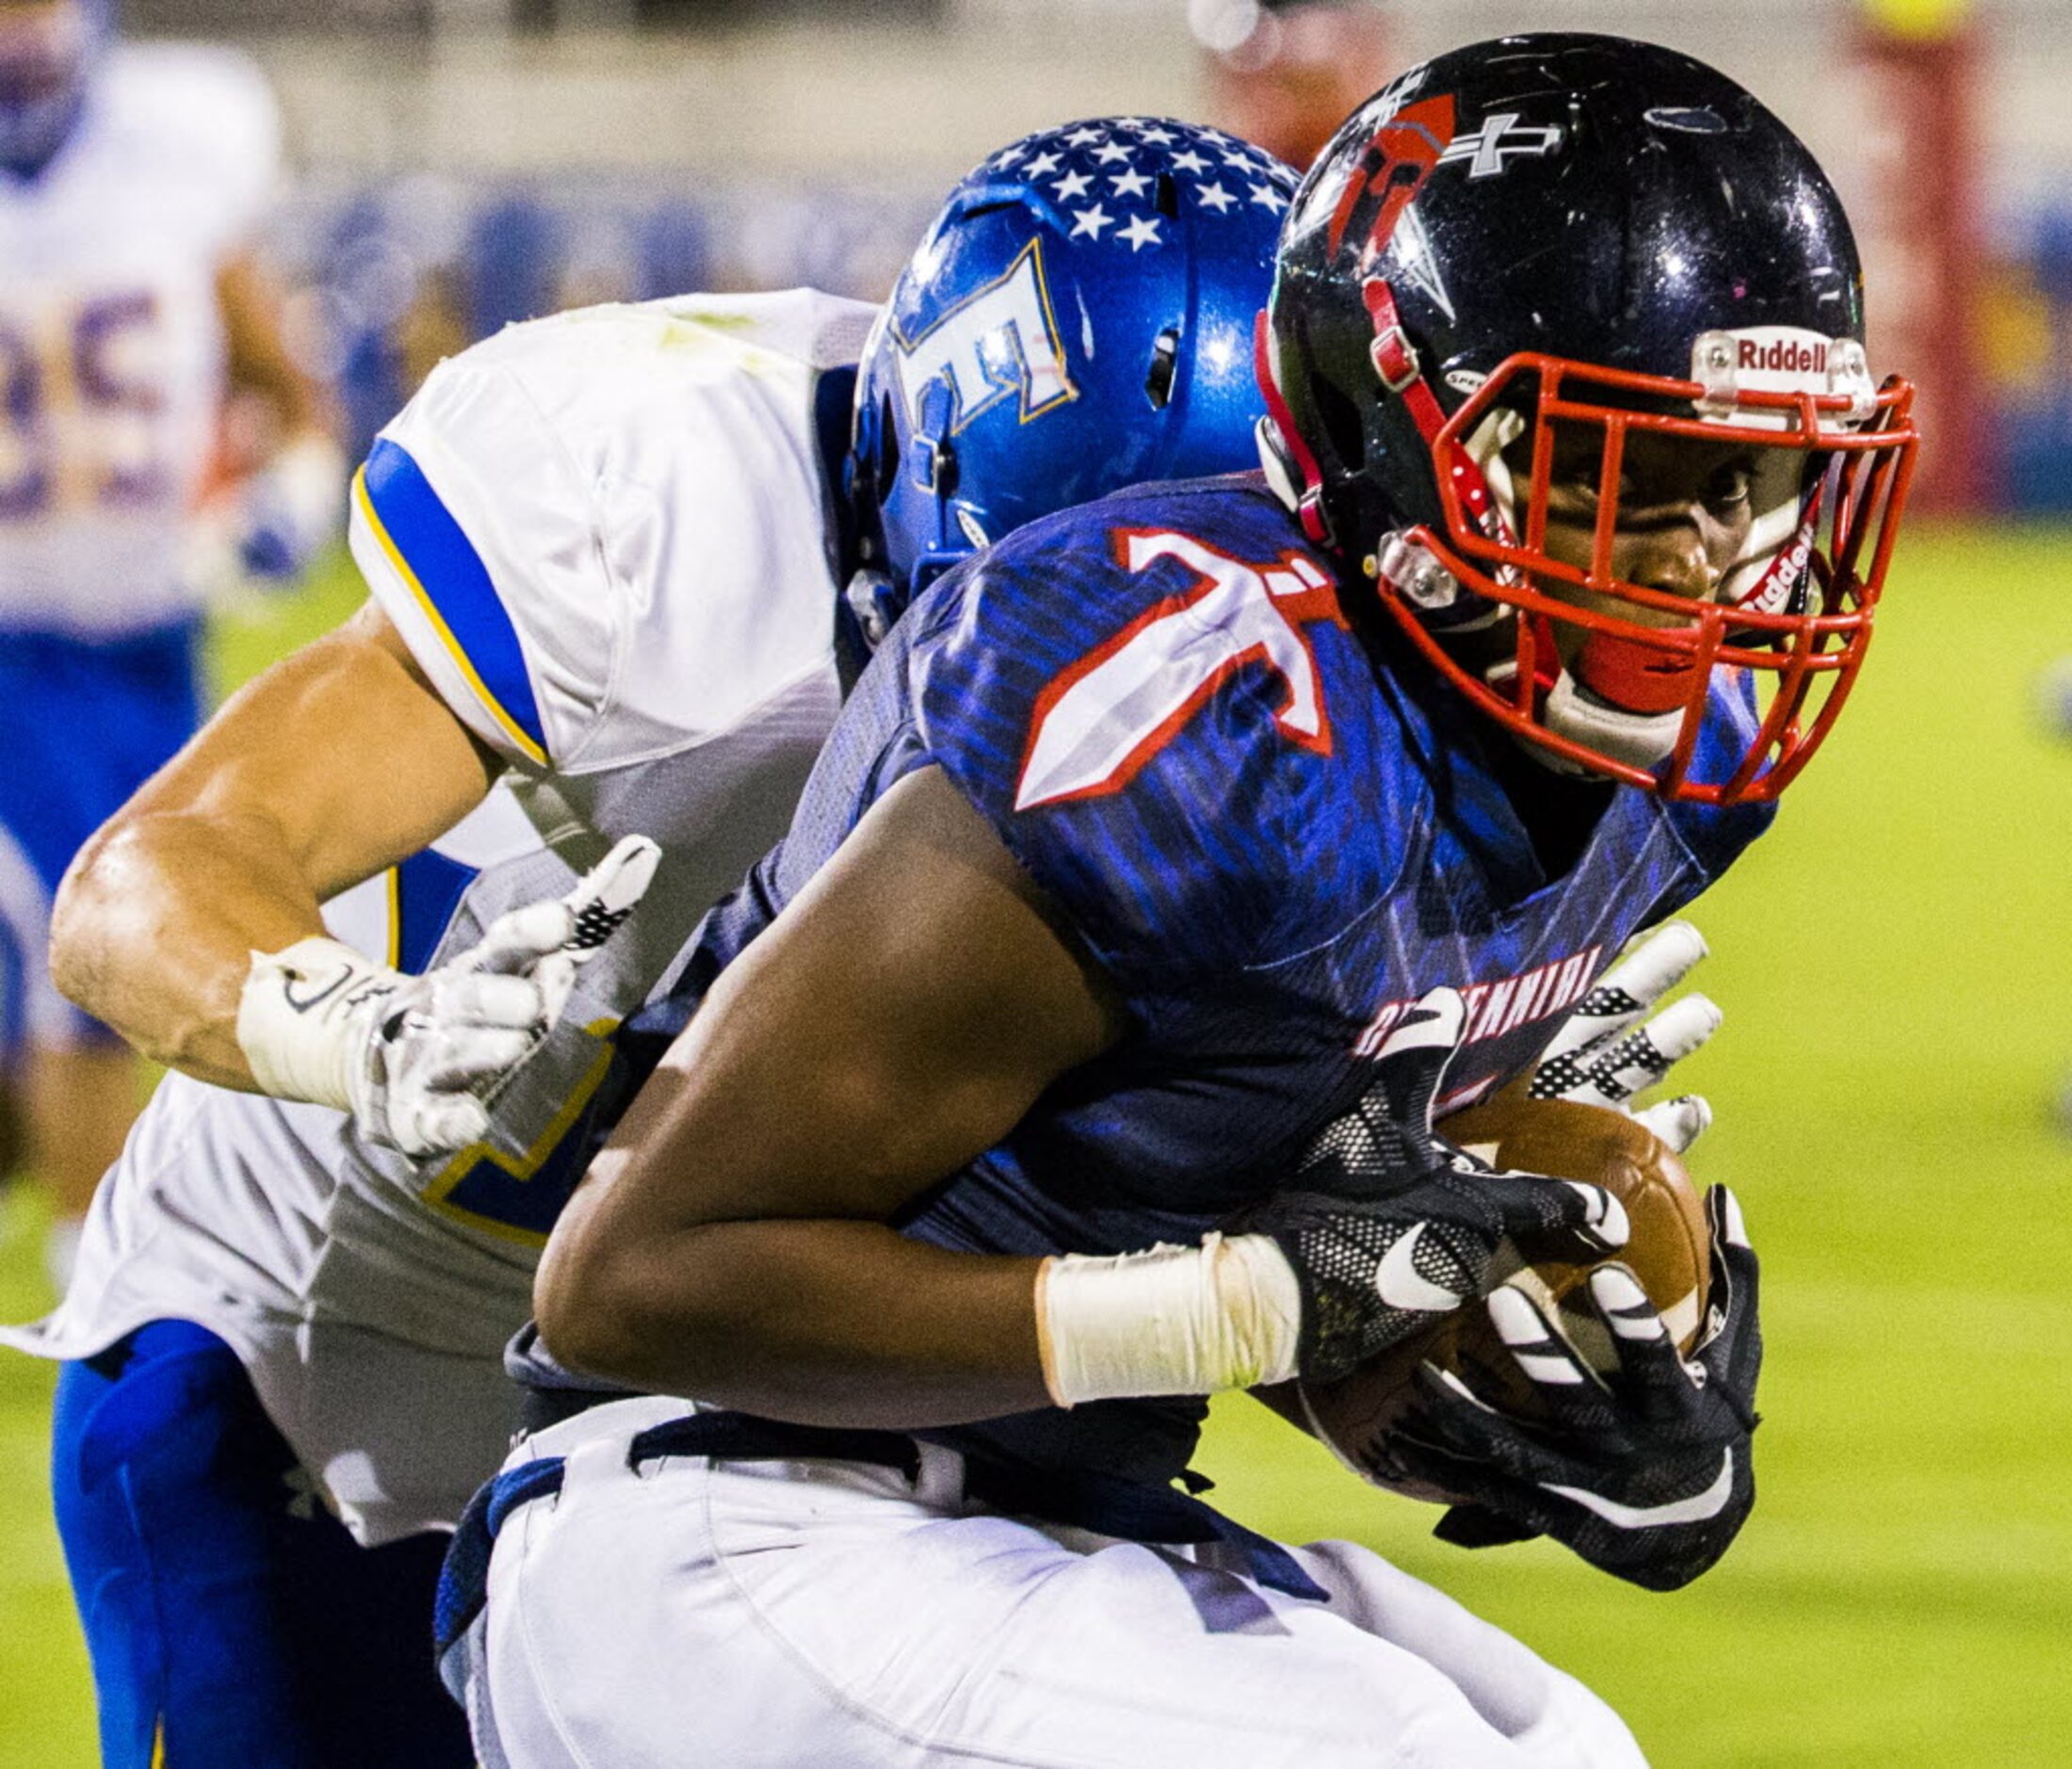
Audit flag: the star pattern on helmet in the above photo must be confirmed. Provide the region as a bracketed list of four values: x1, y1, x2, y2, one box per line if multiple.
[979, 119, 1290, 251]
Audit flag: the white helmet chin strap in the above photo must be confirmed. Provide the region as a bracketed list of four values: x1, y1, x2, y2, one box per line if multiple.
[1487, 655, 1683, 775]
[1255, 415, 1304, 514]
[1541, 668, 1684, 771]
[1463, 405, 1528, 539]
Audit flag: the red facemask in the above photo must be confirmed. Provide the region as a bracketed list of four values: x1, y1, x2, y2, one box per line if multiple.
[1257, 291, 1921, 807]
[1389, 344, 1917, 805]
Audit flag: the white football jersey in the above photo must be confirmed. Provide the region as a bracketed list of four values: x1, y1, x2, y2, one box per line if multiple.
[3, 291, 877, 1544]
[0, 44, 278, 634]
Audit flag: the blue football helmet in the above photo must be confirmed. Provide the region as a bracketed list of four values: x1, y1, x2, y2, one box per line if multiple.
[0, 0, 108, 179]
[845, 116, 1295, 642]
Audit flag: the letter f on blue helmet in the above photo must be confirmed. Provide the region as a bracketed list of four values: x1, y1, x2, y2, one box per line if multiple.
[844, 115, 1295, 645]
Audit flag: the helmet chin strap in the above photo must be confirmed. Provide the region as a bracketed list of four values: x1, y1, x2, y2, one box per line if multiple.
[1541, 670, 1684, 771]
[1253, 313, 1333, 544]
[1722, 474, 1823, 617]
[843, 568, 902, 652]
[1485, 636, 1683, 777]
[1255, 414, 1306, 518]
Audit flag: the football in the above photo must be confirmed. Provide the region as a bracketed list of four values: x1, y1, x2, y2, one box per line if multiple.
[1294, 1093, 1711, 1503]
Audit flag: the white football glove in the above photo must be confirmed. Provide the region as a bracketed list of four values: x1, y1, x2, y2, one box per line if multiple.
[1524, 920, 1721, 1154]
[237, 836, 659, 1158]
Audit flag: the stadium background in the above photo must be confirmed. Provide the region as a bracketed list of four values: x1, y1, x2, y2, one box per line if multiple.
[3, 0, 2068, 1760]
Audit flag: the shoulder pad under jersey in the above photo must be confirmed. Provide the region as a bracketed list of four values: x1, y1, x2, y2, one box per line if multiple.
[350, 291, 877, 774]
[102, 44, 281, 254]
[912, 479, 1360, 990]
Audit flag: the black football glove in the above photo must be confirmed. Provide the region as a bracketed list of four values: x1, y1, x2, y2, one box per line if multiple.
[1254, 986, 1629, 1383]
[1393, 1185, 1762, 1592]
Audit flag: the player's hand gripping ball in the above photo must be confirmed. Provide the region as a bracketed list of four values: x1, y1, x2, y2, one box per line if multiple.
[1295, 1092, 1708, 1503]
[1250, 989, 1629, 1386]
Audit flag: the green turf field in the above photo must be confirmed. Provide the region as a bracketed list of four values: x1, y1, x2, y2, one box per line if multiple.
[2, 527, 2067, 1763]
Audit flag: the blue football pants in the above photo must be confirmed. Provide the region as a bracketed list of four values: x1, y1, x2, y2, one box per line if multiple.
[0, 618, 202, 1056]
[51, 1320, 473, 1767]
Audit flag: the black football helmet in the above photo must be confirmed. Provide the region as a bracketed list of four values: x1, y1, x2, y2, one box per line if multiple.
[1258, 34, 1919, 804]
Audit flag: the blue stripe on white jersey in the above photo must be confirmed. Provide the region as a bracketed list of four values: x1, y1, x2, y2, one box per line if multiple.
[356, 438, 550, 766]
[388, 847, 480, 975]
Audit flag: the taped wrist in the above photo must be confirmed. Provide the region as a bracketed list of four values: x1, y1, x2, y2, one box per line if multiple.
[1035, 1232, 1301, 1407]
[235, 937, 397, 1109]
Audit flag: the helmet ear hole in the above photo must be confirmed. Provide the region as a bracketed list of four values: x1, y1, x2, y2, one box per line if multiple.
[1155, 172, 1181, 219]
[1144, 328, 1179, 410]
[1311, 374, 1368, 476]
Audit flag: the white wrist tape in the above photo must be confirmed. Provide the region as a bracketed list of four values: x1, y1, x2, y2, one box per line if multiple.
[1035, 1232, 1302, 1408]
[235, 936, 396, 1110]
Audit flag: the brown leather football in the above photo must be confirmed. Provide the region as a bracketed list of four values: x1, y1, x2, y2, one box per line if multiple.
[1292, 1093, 1710, 1504]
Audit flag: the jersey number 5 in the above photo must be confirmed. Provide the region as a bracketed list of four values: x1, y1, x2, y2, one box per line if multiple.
[0, 292, 170, 521]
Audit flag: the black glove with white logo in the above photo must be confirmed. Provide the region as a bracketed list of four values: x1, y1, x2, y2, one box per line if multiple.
[1253, 987, 1630, 1383]
[1394, 1185, 1762, 1592]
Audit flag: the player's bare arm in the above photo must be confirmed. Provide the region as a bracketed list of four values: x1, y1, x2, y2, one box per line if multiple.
[537, 764, 1125, 1426]
[539, 766, 1625, 1427]
[180, 252, 349, 602]
[218, 251, 335, 443]
[50, 601, 496, 1086]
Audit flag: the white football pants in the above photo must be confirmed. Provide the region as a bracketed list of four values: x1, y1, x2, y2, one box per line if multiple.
[461, 1395, 1647, 1768]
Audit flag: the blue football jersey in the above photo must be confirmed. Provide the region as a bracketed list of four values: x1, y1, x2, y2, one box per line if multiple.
[638, 473, 1773, 1485]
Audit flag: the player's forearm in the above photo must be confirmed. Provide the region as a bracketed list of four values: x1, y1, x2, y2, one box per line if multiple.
[51, 807, 332, 1088]
[219, 252, 339, 441]
[535, 1214, 1052, 1427]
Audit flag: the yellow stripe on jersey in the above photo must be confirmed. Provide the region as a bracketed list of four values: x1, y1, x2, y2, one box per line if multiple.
[418, 1017, 623, 1246]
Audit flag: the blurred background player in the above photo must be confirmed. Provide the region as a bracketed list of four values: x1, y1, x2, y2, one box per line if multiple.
[7, 120, 1290, 1765]
[0, 0, 341, 1287]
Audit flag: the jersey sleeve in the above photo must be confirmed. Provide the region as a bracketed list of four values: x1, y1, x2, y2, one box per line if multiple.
[349, 354, 616, 772]
[908, 510, 1307, 994]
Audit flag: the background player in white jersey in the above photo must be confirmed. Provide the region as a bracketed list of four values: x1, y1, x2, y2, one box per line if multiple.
[9, 119, 1292, 1764]
[0, 0, 342, 1282]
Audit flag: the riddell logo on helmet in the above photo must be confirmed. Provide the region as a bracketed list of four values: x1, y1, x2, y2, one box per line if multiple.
[1695, 325, 1871, 407]
[1737, 336, 1827, 376]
